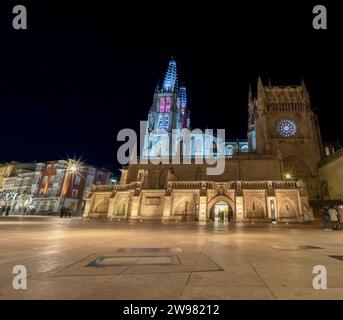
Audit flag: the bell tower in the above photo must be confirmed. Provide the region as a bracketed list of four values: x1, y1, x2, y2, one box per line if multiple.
[248, 78, 323, 198]
[143, 58, 190, 157]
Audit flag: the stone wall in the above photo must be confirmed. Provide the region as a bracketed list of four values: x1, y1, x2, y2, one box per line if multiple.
[83, 179, 310, 223]
[319, 149, 343, 200]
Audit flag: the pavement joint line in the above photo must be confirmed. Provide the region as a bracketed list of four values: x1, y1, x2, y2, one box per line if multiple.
[182, 236, 210, 296]
[233, 239, 279, 300]
[51, 253, 97, 277]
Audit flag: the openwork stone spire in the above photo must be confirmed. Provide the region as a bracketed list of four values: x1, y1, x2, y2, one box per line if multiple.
[179, 86, 187, 109]
[162, 58, 178, 92]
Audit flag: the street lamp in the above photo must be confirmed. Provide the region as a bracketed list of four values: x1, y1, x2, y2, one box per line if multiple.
[283, 167, 296, 181]
[60, 158, 84, 211]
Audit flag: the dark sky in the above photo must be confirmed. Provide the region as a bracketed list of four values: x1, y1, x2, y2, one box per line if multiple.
[0, 0, 340, 173]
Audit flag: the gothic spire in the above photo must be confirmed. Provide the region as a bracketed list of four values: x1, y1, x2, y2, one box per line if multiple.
[248, 83, 255, 109]
[248, 83, 253, 101]
[301, 77, 307, 92]
[179, 86, 187, 109]
[257, 76, 264, 97]
[162, 58, 178, 93]
[155, 80, 160, 93]
[301, 77, 311, 109]
[257, 76, 263, 88]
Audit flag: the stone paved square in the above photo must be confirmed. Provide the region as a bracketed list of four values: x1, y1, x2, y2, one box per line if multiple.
[1, 217, 343, 300]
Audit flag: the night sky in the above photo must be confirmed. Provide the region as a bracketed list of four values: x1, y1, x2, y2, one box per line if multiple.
[0, 1, 340, 174]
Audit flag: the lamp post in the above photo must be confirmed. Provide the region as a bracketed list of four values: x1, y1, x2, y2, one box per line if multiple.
[283, 167, 296, 181]
[0, 191, 17, 215]
[60, 159, 83, 212]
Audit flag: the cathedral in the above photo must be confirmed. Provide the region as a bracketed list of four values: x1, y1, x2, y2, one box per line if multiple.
[83, 58, 324, 223]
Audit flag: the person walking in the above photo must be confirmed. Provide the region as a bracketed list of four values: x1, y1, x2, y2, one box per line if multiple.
[5, 206, 10, 216]
[321, 206, 331, 230]
[60, 206, 65, 218]
[329, 205, 339, 230]
[338, 205, 343, 226]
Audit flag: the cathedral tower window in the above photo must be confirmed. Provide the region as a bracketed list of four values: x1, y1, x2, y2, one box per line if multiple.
[166, 96, 171, 112]
[159, 97, 165, 112]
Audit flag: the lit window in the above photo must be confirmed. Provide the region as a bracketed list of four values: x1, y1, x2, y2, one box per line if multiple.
[74, 176, 81, 186]
[157, 114, 164, 130]
[163, 114, 169, 131]
[165, 96, 171, 112]
[277, 119, 297, 138]
[159, 97, 165, 112]
[72, 189, 78, 199]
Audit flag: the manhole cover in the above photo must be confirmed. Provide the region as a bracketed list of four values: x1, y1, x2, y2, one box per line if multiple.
[87, 255, 180, 267]
[117, 247, 183, 253]
[272, 245, 324, 250]
[329, 256, 343, 261]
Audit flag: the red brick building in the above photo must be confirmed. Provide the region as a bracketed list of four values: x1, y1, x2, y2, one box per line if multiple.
[34, 160, 111, 213]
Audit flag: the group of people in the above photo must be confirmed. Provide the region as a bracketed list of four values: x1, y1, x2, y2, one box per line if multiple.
[0, 206, 11, 216]
[321, 205, 343, 230]
[60, 206, 71, 218]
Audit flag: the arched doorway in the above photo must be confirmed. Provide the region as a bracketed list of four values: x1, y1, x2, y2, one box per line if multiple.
[207, 195, 235, 222]
[210, 201, 233, 222]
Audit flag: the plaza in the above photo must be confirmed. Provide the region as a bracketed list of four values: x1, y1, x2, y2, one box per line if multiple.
[1, 217, 343, 300]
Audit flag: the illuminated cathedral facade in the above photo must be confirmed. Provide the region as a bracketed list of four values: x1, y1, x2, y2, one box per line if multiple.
[84, 58, 324, 223]
[142, 58, 248, 159]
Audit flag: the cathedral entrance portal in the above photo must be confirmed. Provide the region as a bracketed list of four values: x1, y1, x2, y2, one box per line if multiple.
[207, 195, 235, 222]
[209, 201, 233, 222]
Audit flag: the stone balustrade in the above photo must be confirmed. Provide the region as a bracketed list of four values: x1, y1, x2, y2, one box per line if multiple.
[92, 180, 300, 193]
[92, 181, 142, 192]
[228, 180, 299, 189]
[167, 181, 215, 189]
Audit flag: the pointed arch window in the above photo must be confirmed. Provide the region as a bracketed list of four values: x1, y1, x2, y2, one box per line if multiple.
[165, 96, 171, 112]
[195, 138, 203, 153]
[163, 114, 169, 131]
[157, 114, 164, 130]
[159, 97, 165, 112]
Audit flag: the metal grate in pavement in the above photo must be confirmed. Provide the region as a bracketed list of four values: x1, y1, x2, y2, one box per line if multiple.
[272, 245, 324, 250]
[329, 255, 343, 261]
[87, 255, 180, 267]
[116, 247, 183, 254]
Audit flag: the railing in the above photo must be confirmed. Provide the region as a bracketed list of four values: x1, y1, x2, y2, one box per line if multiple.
[168, 180, 299, 190]
[91, 185, 115, 192]
[229, 180, 299, 189]
[91, 181, 142, 192]
[271, 181, 299, 189]
[167, 181, 214, 189]
[91, 180, 300, 193]
[319, 147, 343, 167]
